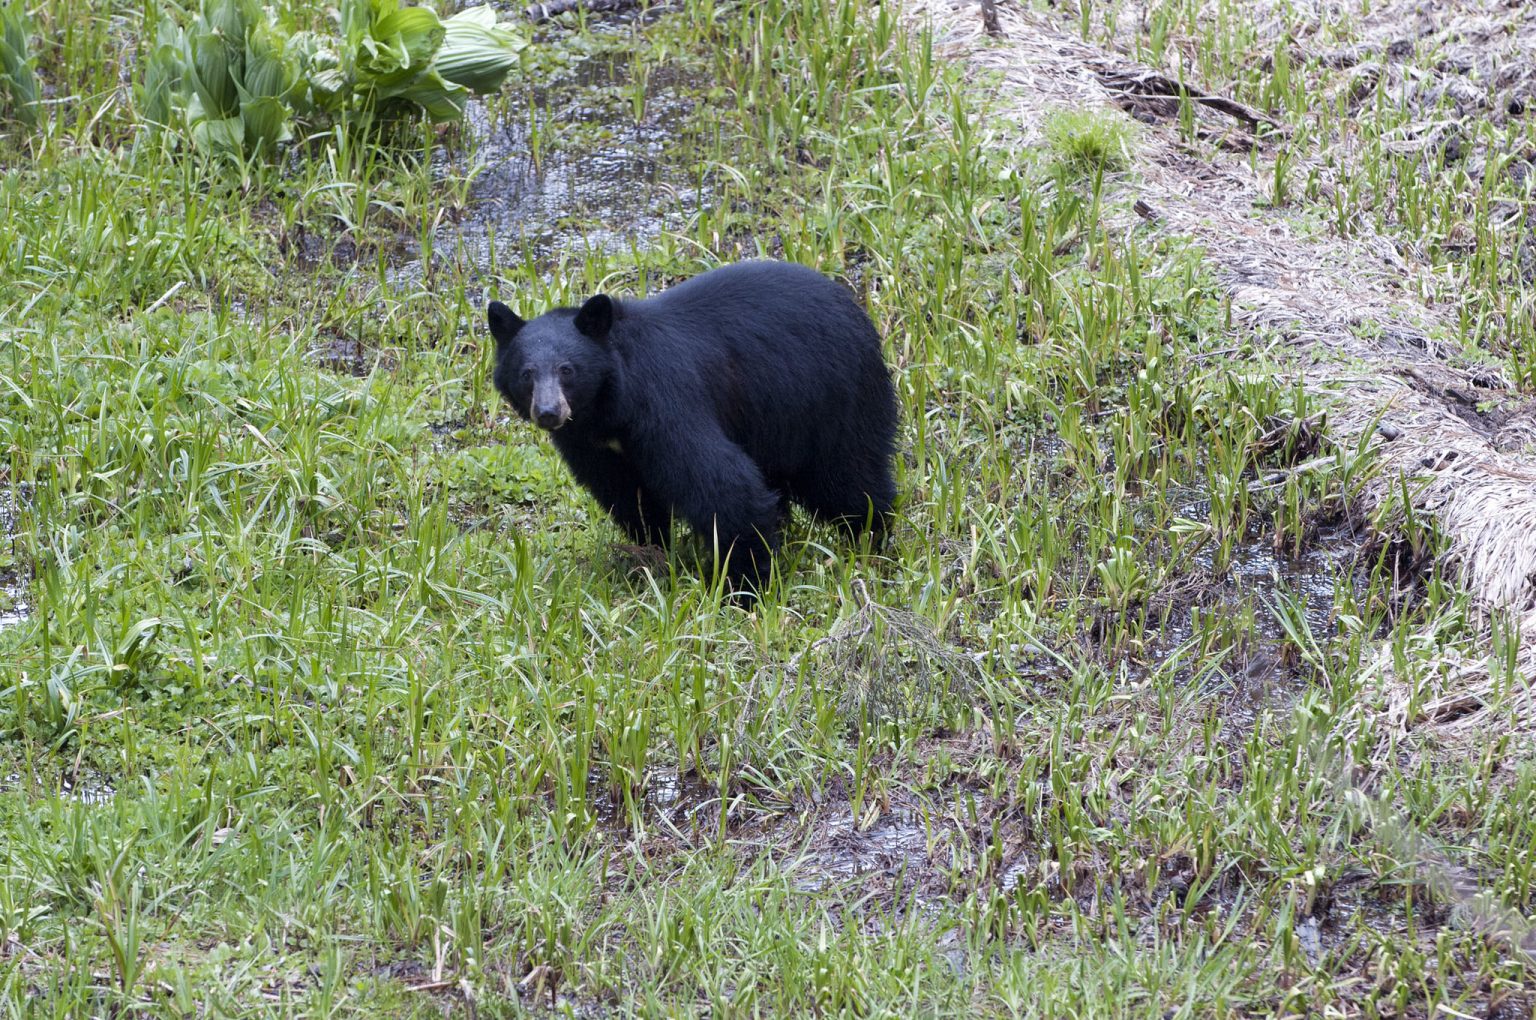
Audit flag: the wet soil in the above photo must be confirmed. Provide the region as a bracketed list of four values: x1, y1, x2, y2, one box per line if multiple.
[393, 29, 710, 284]
[1147, 503, 1368, 733]
[1, 769, 116, 805]
[0, 493, 29, 631]
[620, 736, 1418, 969]
[306, 332, 398, 377]
[1399, 363, 1536, 453]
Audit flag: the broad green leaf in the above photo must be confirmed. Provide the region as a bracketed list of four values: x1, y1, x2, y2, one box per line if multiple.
[436, 6, 526, 94]
[202, 0, 254, 45]
[0, 39, 38, 129]
[240, 94, 292, 152]
[447, 5, 496, 29]
[358, 7, 444, 88]
[340, 0, 385, 50]
[138, 20, 188, 129]
[187, 28, 241, 117]
[378, 68, 466, 122]
[307, 66, 348, 106]
[190, 112, 245, 155]
[287, 30, 342, 114]
[240, 23, 294, 101]
[0, 1, 39, 127]
[139, 47, 182, 127]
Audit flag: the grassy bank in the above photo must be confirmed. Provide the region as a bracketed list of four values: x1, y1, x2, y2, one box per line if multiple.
[1, 0, 1533, 1015]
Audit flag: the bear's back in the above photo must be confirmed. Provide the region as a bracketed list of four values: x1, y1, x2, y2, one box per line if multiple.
[648, 261, 860, 323]
[612, 261, 893, 474]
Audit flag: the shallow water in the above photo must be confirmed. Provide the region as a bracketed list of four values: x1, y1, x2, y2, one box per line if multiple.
[1153, 500, 1366, 727]
[0, 493, 29, 631]
[2, 770, 117, 805]
[61, 772, 116, 805]
[393, 28, 709, 284]
[785, 808, 933, 892]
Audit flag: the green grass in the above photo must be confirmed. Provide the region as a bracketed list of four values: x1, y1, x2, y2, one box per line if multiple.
[0, 0, 1533, 1016]
[1043, 107, 1137, 176]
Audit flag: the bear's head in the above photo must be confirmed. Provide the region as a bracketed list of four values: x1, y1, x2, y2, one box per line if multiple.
[487, 295, 616, 432]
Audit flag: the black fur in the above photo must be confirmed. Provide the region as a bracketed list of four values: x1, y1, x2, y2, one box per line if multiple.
[487, 260, 898, 590]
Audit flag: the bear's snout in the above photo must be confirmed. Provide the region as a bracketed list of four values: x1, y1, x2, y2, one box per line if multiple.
[532, 380, 572, 430]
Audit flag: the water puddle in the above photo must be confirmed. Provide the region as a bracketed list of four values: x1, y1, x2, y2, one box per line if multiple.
[784, 807, 934, 893]
[645, 765, 683, 808]
[0, 492, 30, 631]
[1147, 502, 1368, 729]
[61, 772, 116, 805]
[392, 21, 709, 284]
[1, 770, 117, 805]
[305, 333, 397, 376]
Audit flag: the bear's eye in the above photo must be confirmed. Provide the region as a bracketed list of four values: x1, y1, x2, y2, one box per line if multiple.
[520, 367, 534, 383]
[559, 363, 575, 380]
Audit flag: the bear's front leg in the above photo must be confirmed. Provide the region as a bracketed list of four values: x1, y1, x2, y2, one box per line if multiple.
[552, 434, 672, 547]
[632, 421, 781, 591]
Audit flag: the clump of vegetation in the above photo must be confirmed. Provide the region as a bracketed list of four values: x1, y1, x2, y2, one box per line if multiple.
[3, 0, 1536, 1014]
[140, 0, 528, 159]
[0, 1, 37, 129]
[1043, 105, 1136, 174]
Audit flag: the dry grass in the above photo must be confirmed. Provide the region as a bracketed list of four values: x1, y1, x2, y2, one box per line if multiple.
[906, 0, 1536, 741]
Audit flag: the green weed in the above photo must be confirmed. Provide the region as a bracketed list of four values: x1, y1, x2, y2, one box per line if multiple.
[1043, 106, 1136, 175]
[0, 0, 1529, 1015]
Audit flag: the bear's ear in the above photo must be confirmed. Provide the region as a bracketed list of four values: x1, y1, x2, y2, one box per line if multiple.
[486, 301, 524, 354]
[572, 294, 613, 343]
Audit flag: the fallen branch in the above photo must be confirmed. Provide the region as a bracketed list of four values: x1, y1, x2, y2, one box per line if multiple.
[979, 0, 1002, 37]
[525, 0, 638, 21]
[1092, 65, 1283, 132]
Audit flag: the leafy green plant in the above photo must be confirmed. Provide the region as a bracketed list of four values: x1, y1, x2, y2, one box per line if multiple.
[431, 443, 563, 508]
[0, 0, 38, 129]
[141, 0, 300, 158]
[141, 0, 528, 160]
[430, 5, 528, 95]
[1043, 106, 1135, 175]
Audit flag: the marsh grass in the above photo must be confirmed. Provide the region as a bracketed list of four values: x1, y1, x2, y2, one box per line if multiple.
[0, 0, 1531, 1016]
[1043, 106, 1136, 176]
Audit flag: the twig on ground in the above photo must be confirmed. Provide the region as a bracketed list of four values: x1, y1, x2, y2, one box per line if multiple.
[525, 0, 638, 21]
[1092, 65, 1283, 132]
[979, 0, 1002, 37]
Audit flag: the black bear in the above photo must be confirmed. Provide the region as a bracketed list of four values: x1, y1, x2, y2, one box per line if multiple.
[486, 260, 898, 590]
